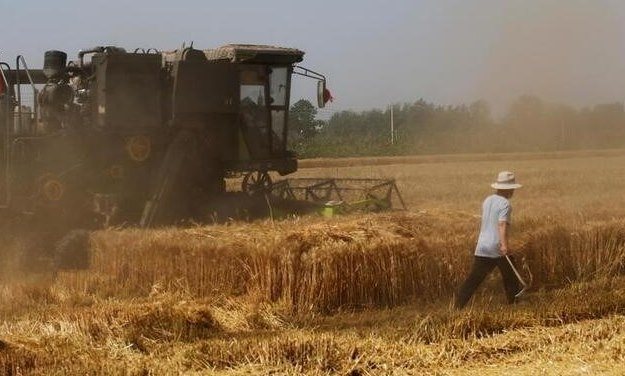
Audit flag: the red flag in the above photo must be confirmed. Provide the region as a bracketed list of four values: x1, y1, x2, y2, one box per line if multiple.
[323, 87, 333, 104]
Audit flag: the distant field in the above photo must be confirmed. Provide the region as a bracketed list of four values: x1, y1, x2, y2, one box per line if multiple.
[3, 150, 625, 374]
[295, 148, 625, 219]
[298, 148, 625, 168]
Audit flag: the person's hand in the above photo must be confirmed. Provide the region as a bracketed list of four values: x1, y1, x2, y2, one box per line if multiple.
[500, 245, 510, 255]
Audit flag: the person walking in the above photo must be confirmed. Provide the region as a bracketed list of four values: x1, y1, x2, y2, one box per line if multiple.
[455, 171, 524, 309]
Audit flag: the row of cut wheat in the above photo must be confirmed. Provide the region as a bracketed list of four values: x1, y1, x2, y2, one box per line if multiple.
[58, 213, 625, 312]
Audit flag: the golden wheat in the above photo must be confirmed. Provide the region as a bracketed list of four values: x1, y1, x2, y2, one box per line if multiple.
[4, 151, 625, 374]
[53, 212, 625, 314]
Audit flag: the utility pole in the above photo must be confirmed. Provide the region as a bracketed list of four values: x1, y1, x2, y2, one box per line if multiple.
[390, 104, 395, 145]
[560, 118, 565, 150]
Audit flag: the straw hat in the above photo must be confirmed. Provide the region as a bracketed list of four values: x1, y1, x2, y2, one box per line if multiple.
[491, 171, 522, 190]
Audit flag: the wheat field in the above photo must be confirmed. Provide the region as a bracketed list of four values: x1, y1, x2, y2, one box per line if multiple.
[3, 150, 625, 375]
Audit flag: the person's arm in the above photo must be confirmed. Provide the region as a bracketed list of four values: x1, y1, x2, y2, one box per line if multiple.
[498, 221, 509, 255]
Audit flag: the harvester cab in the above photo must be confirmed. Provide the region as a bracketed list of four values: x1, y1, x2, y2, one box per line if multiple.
[141, 45, 313, 225]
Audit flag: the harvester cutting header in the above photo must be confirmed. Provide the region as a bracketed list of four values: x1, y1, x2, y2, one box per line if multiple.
[0, 44, 334, 231]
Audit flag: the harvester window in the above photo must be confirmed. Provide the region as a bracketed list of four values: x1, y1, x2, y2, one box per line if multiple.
[241, 99, 267, 129]
[240, 68, 266, 106]
[240, 69, 267, 129]
[240, 85, 265, 106]
[269, 67, 288, 106]
[239, 68, 270, 158]
[271, 110, 286, 153]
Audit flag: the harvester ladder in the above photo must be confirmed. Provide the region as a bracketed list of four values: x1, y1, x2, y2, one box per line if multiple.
[0, 61, 11, 207]
[15, 55, 39, 136]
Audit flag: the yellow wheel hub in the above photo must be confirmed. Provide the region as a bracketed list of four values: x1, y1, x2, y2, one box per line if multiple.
[41, 178, 64, 202]
[126, 135, 151, 162]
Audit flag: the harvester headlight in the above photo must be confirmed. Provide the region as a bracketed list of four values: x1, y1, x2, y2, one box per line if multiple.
[42, 178, 64, 202]
[108, 165, 124, 180]
[126, 135, 151, 162]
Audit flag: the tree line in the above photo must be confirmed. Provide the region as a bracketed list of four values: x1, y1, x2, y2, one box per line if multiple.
[288, 96, 625, 158]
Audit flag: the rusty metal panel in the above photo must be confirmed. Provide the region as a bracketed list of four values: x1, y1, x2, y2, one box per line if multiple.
[6, 69, 47, 85]
[171, 61, 238, 115]
[93, 53, 162, 129]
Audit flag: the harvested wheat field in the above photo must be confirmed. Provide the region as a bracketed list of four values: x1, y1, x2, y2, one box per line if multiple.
[4, 150, 625, 375]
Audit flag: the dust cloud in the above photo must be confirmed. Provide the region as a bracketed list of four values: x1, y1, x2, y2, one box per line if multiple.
[474, 0, 625, 113]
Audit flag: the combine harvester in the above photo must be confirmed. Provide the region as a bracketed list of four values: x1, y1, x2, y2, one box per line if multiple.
[0, 44, 405, 267]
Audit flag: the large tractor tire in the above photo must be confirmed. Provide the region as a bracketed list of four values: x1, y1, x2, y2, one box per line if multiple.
[242, 171, 272, 196]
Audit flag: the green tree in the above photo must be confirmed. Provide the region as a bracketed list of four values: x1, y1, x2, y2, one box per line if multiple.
[289, 99, 319, 142]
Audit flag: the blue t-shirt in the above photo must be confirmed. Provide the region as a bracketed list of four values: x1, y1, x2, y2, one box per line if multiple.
[475, 194, 512, 258]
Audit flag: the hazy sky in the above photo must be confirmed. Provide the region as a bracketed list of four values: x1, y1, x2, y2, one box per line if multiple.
[3, 0, 625, 115]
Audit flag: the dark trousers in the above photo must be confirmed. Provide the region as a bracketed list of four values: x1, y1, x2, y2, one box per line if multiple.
[455, 255, 521, 309]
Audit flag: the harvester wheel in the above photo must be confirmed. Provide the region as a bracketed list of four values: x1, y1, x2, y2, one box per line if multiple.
[242, 171, 272, 195]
